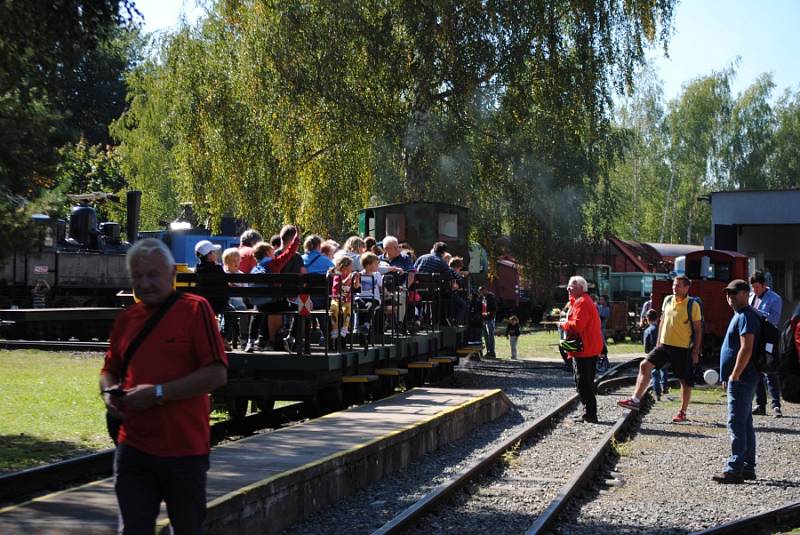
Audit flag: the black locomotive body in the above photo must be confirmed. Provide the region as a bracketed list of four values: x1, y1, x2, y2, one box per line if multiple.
[0, 192, 140, 308]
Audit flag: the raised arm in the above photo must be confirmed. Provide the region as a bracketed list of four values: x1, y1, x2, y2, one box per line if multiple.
[268, 236, 300, 273]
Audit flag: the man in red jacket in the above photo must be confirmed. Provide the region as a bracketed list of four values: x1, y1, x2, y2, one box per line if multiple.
[561, 276, 604, 423]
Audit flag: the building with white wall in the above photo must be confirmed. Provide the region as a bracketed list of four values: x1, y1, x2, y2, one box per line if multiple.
[711, 188, 800, 323]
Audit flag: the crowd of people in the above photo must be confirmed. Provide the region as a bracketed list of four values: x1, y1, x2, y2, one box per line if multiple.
[558, 270, 800, 485]
[617, 271, 799, 484]
[190, 227, 498, 354]
[99, 230, 800, 532]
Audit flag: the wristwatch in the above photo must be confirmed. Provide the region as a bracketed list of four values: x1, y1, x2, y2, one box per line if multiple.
[154, 384, 165, 405]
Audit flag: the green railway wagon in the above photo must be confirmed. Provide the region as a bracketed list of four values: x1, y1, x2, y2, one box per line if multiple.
[358, 202, 470, 262]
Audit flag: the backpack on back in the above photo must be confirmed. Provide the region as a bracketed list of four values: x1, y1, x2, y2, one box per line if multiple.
[750, 307, 780, 374]
[778, 316, 800, 403]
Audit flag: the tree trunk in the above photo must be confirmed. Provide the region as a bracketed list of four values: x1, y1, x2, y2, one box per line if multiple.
[659, 170, 674, 243]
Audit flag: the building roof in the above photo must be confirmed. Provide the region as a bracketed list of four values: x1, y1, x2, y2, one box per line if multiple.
[711, 189, 800, 226]
[643, 243, 703, 259]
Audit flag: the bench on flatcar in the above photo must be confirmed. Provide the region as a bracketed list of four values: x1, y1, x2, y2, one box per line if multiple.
[175, 272, 330, 356]
[411, 273, 446, 332]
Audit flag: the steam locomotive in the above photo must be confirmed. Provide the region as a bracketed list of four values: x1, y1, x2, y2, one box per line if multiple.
[0, 191, 239, 308]
[0, 195, 528, 324]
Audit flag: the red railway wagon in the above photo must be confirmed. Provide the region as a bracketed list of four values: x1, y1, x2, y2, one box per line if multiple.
[651, 249, 749, 359]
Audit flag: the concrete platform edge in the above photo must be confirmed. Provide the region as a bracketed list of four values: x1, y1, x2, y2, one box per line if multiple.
[187, 388, 512, 535]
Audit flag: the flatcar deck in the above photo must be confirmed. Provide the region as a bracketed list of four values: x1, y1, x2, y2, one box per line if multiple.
[0, 387, 511, 534]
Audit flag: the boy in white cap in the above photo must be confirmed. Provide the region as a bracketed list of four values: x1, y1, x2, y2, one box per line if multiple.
[194, 240, 229, 324]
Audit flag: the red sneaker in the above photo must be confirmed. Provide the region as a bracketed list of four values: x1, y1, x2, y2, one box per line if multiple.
[672, 410, 687, 423]
[617, 397, 641, 411]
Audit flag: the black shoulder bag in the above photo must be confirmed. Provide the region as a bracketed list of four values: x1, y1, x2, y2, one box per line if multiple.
[106, 292, 180, 444]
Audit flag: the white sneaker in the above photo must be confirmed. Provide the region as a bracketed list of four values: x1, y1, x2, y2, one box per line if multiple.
[340, 328, 349, 337]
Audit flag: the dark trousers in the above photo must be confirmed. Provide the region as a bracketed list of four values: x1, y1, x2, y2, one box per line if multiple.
[573, 356, 598, 418]
[114, 443, 209, 535]
[248, 310, 266, 345]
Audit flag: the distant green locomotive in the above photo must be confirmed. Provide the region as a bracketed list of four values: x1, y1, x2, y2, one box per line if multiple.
[358, 201, 532, 322]
[358, 202, 470, 262]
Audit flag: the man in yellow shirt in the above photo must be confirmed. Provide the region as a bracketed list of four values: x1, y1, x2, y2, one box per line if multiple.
[618, 275, 702, 422]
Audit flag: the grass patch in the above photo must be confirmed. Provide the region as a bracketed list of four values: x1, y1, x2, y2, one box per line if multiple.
[611, 437, 632, 457]
[0, 350, 112, 471]
[659, 384, 726, 408]
[493, 330, 643, 360]
[500, 440, 522, 467]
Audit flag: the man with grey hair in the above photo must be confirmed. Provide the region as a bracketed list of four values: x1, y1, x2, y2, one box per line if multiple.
[560, 275, 604, 422]
[101, 238, 228, 533]
[379, 236, 416, 331]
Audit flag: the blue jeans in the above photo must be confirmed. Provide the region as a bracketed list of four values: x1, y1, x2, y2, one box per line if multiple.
[755, 373, 781, 409]
[483, 319, 496, 355]
[650, 368, 669, 395]
[725, 372, 759, 474]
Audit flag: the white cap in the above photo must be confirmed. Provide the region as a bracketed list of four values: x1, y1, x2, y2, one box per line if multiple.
[195, 240, 220, 257]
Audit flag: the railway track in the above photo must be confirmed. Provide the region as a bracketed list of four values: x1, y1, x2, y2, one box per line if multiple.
[0, 402, 304, 505]
[370, 365, 646, 535]
[691, 499, 800, 534]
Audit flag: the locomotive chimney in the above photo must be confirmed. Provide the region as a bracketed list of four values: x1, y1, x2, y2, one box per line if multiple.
[126, 190, 142, 244]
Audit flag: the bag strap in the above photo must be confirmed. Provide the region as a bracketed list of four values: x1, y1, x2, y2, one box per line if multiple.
[119, 292, 180, 383]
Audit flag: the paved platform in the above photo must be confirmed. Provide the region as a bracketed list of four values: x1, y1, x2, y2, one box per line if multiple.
[0, 387, 511, 534]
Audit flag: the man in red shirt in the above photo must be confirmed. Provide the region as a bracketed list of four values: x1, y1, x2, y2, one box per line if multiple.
[561, 275, 604, 423]
[101, 238, 227, 534]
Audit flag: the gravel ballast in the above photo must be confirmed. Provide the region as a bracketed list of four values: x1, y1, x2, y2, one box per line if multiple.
[281, 360, 580, 535]
[280, 360, 800, 535]
[553, 385, 800, 534]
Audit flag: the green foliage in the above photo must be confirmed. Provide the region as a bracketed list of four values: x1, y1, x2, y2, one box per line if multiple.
[0, 1, 139, 252]
[769, 89, 800, 189]
[608, 63, 800, 246]
[113, 0, 675, 271]
[54, 139, 128, 225]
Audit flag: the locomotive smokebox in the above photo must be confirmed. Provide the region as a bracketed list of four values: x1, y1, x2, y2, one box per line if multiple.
[126, 190, 142, 243]
[69, 205, 98, 246]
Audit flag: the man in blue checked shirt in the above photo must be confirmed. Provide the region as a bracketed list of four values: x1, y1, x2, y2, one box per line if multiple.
[414, 242, 466, 326]
[749, 271, 783, 417]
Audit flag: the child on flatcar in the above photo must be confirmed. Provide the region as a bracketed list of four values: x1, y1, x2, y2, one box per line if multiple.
[222, 247, 248, 350]
[329, 256, 360, 347]
[246, 237, 300, 352]
[355, 253, 383, 345]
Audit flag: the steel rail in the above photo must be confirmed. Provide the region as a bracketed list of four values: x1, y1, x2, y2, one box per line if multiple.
[525, 390, 646, 534]
[0, 402, 304, 504]
[370, 358, 643, 535]
[370, 392, 580, 535]
[691, 500, 800, 535]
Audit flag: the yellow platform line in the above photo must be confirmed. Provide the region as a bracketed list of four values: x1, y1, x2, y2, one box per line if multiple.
[177, 388, 507, 532]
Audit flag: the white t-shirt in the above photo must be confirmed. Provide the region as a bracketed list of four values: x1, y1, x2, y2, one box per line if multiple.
[358, 271, 383, 303]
